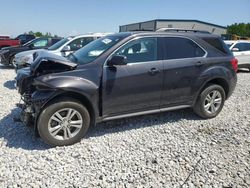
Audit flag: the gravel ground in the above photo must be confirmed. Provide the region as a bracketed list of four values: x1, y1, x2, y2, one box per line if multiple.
[0, 65, 249, 188]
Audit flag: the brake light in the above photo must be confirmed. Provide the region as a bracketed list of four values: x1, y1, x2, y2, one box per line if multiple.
[230, 58, 238, 72]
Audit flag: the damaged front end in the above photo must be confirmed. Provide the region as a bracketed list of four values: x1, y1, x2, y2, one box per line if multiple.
[16, 51, 77, 127]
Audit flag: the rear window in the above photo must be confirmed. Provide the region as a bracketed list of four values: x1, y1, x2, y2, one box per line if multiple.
[202, 37, 230, 55]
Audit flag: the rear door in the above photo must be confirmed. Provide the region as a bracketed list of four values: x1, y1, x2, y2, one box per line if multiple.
[160, 37, 207, 107]
[102, 37, 163, 117]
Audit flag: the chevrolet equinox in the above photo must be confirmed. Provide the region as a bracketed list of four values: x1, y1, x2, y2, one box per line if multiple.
[16, 32, 238, 146]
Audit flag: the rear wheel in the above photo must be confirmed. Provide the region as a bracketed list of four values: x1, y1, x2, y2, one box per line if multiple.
[37, 99, 90, 146]
[194, 84, 225, 119]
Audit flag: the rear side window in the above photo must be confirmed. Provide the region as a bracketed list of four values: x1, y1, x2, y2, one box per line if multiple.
[68, 37, 94, 51]
[202, 37, 229, 54]
[163, 37, 205, 60]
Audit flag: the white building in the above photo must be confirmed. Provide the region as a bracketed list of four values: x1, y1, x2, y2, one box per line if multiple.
[119, 19, 227, 35]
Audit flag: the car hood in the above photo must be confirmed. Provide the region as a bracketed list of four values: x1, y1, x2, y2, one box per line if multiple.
[15, 49, 44, 59]
[30, 50, 77, 76]
[1, 45, 27, 51]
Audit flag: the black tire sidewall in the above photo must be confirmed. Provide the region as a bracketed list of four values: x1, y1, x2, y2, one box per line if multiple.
[196, 85, 226, 119]
[37, 100, 90, 147]
[10, 56, 15, 67]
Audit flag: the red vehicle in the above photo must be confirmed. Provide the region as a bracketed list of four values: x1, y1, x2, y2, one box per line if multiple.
[0, 38, 20, 49]
[0, 35, 10, 39]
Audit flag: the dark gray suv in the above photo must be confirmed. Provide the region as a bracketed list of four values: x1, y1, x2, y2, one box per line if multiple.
[16, 32, 238, 146]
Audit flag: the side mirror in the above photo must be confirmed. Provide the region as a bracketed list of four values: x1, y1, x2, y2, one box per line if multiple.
[62, 45, 71, 52]
[107, 55, 127, 66]
[232, 47, 239, 52]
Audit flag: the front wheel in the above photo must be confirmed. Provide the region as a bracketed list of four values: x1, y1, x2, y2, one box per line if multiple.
[10, 56, 16, 68]
[194, 84, 226, 119]
[37, 99, 90, 146]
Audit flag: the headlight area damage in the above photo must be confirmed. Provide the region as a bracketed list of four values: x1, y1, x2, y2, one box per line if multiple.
[16, 51, 77, 127]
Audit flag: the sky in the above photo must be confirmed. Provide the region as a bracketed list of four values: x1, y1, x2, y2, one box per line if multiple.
[0, 0, 249, 37]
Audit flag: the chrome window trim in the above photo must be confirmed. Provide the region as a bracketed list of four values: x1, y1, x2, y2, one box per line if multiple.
[104, 35, 208, 67]
[104, 36, 159, 67]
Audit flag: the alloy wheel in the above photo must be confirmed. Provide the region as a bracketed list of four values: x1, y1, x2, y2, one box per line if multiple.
[203, 90, 222, 114]
[48, 108, 83, 140]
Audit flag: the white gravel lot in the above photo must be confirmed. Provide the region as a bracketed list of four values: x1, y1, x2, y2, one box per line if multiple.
[0, 65, 249, 188]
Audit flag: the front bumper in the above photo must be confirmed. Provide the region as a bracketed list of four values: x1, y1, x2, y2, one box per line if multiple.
[17, 92, 51, 132]
[18, 90, 58, 127]
[0, 53, 9, 65]
[13, 56, 31, 72]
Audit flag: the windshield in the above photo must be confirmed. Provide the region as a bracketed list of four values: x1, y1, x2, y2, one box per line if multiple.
[48, 38, 70, 51]
[23, 38, 37, 46]
[226, 43, 233, 48]
[68, 35, 126, 64]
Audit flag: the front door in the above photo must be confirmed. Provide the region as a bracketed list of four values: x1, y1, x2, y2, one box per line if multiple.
[102, 37, 163, 117]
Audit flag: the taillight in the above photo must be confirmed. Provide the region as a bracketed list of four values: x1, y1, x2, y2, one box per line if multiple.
[230, 58, 238, 72]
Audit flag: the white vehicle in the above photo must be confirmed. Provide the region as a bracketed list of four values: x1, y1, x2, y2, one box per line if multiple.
[14, 33, 112, 69]
[224, 40, 250, 70]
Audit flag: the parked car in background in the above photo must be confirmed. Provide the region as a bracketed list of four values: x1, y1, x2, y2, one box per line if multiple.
[16, 32, 237, 146]
[14, 33, 112, 70]
[0, 37, 61, 66]
[0, 35, 10, 39]
[0, 37, 20, 49]
[15, 34, 36, 45]
[224, 40, 250, 70]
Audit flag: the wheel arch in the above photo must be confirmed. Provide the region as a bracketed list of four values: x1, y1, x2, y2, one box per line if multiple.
[34, 91, 97, 136]
[194, 77, 230, 105]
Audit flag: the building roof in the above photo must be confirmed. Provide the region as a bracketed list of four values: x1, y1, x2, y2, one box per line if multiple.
[120, 19, 227, 29]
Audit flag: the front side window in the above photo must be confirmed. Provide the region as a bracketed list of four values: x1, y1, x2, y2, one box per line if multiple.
[234, 43, 250, 51]
[164, 37, 205, 60]
[245, 43, 250, 51]
[33, 39, 48, 47]
[114, 37, 157, 63]
[68, 37, 94, 51]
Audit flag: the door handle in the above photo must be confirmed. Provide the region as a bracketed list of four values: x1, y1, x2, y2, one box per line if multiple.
[148, 68, 160, 75]
[195, 61, 203, 67]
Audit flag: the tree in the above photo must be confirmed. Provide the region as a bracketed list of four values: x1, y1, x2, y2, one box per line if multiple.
[24, 31, 60, 38]
[34, 32, 43, 37]
[227, 23, 250, 37]
[28, 31, 34, 35]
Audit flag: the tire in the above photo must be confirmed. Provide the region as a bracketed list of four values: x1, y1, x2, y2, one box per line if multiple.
[10, 56, 16, 68]
[37, 99, 90, 146]
[194, 84, 225, 119]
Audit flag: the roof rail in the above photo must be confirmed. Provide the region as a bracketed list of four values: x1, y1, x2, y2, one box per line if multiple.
[126, 29, 154, 32]
[156, 28, 210, 34]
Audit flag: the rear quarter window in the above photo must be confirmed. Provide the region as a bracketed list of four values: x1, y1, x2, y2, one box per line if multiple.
[202, 37, 230, 55]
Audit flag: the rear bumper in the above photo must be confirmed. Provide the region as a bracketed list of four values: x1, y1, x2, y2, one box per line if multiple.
[227, 72, 237, 99]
